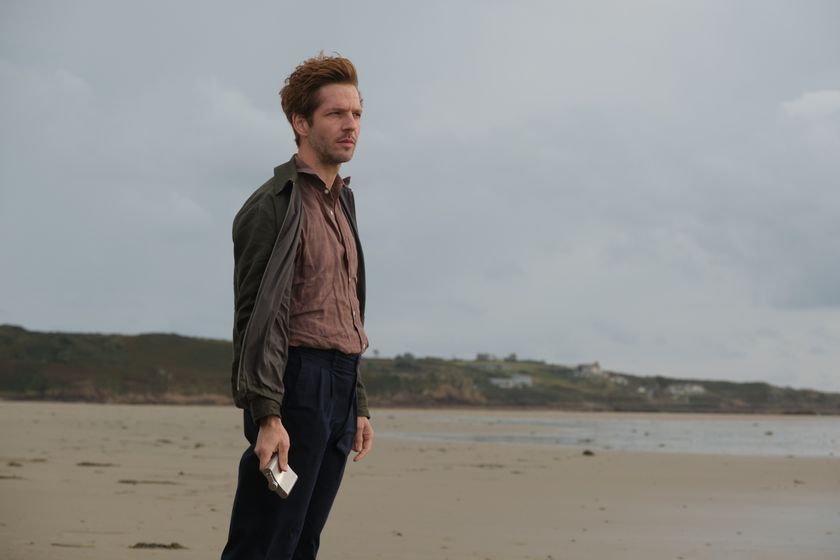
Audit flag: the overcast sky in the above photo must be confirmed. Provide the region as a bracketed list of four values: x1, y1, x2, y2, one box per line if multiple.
[2, 1, 839, 391]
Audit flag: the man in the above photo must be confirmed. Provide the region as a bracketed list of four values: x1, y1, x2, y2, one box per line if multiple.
[222, 54, 374, 560]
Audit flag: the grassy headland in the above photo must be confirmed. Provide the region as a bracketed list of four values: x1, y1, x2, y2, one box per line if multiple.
[1, 325, 837, 414]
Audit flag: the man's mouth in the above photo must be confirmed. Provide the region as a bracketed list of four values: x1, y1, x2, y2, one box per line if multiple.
[338, 137, 355, 146]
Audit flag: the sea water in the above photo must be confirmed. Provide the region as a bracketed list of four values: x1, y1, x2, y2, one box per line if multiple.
[381, 412, 840, 457]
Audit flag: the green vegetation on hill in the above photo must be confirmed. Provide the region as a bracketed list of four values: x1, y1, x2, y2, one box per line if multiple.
[0, 325, 230, 403]
[1, 325, 838, 414]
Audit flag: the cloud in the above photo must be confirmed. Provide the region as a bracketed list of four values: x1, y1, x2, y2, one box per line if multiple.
[778, 89, 840, 158]
[0, 60, 95, 187]
[0, 60, 283, 338]
[780, 89, 840, 120]
[0, 59, 93, 108]
[3, 1, 840, 393]
[123, 190, 215, 234]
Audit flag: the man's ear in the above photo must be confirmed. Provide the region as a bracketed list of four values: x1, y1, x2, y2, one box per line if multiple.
[292, 113, 309, 140]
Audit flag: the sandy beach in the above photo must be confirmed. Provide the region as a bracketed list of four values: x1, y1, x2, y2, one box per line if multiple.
[0, 402, 837, 559]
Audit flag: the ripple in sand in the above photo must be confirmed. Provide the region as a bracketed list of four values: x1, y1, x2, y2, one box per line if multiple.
[118, 479, 179, 485]
[130, 542, 187, 549]
[51, 542, 95, 548]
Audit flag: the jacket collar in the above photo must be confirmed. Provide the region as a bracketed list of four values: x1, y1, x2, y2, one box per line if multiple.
[273, 154, 353, 195]
[271, 155, 299, 195]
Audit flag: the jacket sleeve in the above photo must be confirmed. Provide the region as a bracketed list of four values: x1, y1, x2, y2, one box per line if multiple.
[355, 366, 370, 418]
[232, 197, 284, 422]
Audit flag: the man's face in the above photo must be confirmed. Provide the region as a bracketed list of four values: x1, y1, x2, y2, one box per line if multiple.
[296, 83, 362, 166]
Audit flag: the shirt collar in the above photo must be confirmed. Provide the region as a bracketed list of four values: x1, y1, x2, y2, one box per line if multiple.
[294, 155, 351, 190]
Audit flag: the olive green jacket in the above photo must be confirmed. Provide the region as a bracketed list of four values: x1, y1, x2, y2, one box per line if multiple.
[231, 156, 370, 423]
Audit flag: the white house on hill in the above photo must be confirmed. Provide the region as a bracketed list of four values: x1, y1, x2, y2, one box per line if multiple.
[489, 374, 533, 389]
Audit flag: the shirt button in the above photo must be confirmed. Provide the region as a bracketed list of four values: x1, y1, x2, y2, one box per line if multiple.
[323, 189, 329, 195]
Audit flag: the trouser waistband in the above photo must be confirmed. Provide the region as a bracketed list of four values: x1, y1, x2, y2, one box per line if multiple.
[289, 346, 360, 370]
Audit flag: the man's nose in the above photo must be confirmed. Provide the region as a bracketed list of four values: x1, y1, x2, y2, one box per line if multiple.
[341, 114, 359, 131]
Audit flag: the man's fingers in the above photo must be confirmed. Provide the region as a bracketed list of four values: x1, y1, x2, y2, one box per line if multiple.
[256, 445, 272, 470]
[352, 422, 373, 462]
[257, 444, 288, 471]
[352, 429, 363, 453]
[254, 415, 289, 471]
[353, 448, 368, 462]
[278, 444, 289, 472]
[352, 437, 371, 462]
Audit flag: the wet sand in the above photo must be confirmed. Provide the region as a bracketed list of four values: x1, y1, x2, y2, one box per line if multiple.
[0, 402, 837, 559]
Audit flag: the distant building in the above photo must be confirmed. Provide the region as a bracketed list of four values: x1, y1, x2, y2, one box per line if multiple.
[667, 383, 706, 397]
[574, 362, 605, 378]
[489, 374, 533, 389]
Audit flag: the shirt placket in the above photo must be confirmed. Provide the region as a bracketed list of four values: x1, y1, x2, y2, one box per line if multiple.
[323, 189, 366, 352]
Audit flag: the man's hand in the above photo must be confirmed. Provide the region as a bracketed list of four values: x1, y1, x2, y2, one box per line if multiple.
[255, 415, 290, 471]
[352, 416, 374, 462]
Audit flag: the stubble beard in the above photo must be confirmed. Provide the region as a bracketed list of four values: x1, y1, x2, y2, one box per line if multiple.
[308, 134, 355, 167]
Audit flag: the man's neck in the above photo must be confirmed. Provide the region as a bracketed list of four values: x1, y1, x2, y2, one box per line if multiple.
[296, 150, 340, 190]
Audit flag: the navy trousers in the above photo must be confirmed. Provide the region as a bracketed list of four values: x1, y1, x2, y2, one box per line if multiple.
[221, 347, 359, 560]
